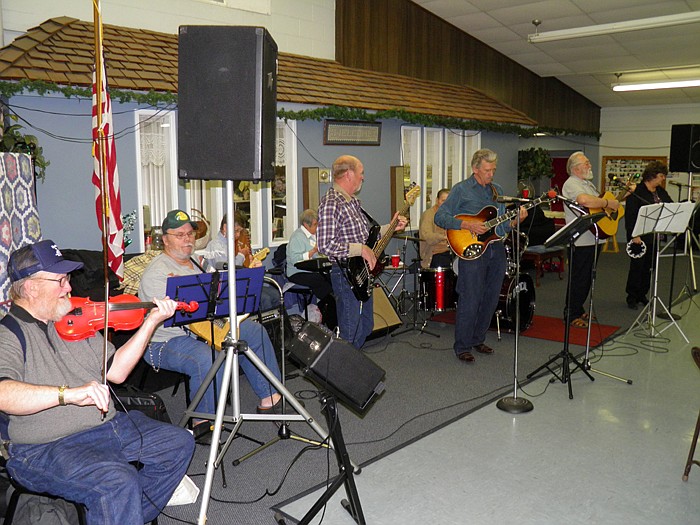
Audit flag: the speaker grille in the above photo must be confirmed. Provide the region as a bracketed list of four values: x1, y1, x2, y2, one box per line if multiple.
[178, 26, 277, 181]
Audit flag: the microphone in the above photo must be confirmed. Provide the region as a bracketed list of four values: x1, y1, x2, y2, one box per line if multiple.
[554, 194, 579, 207]
[668, 180, 689, 187]
[496, 195, 531, 203]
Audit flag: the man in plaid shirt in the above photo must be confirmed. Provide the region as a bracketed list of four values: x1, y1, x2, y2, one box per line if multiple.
[317, 155, 407, 348]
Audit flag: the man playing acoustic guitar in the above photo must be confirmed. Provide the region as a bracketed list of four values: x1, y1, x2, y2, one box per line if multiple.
[562, 152, 620, 328]
[435, 149, 528, 363]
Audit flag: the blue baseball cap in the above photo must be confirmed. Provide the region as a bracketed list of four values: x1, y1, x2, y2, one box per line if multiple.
[8, 240, 84, 282]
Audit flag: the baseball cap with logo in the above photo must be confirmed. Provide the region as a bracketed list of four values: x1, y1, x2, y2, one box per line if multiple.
[8, 240, 84, 282]
[162, 209, 199, 232]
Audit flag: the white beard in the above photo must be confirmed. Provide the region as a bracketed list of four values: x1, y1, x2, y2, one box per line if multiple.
[584, 168, 594, 180]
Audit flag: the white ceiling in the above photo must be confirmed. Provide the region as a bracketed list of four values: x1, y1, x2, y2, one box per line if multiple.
[415, 0, 700, 108]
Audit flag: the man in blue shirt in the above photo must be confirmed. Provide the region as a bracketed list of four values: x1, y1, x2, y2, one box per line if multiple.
[435, 149, 527, 363]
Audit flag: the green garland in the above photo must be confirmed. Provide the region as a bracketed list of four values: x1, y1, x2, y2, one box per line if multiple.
[0, 79, 178, 106]
[278, 106, 600, 140]
[0, 79, 600, 139]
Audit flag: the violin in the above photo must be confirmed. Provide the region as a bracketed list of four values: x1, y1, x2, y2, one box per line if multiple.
[236, 228, 253, 267]
[55, 294, 199, 342]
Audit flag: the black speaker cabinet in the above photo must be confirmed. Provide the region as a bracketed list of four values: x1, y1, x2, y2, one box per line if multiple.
[670, 124, 700, 173]
[178, 26, 277, 181]
[288, 322, 386, 412]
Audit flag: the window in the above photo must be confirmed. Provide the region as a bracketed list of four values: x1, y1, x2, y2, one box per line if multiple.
[400, 126, 480, 220]
[135, 109, 178, 251]
[266, 119, 298, 246]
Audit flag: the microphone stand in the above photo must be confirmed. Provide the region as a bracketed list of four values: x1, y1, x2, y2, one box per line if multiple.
[497, 205, 533, 413]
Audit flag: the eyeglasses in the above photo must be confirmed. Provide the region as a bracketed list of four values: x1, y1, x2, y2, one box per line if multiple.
[165, 231, 197, 240]
[34, 275, 71, 287]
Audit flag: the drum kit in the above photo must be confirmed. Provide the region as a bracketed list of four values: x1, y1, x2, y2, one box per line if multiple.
[392, 232, 536, 335]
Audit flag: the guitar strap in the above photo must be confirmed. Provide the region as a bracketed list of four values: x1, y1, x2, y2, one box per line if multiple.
[489, 183, 499, 202]
[360, 208, 380, 230]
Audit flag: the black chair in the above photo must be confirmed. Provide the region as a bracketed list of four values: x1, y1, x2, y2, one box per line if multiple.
[1, 412, 86, 525]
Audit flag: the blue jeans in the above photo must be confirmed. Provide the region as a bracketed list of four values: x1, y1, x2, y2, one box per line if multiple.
[330, 265, 373, 349]
[454, 243, 506, 354]
[7, 411, 194, 525]
[145, 319, 281, 415]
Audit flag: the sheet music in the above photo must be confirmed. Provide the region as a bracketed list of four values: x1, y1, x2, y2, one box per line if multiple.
[631, 202, 696, 237]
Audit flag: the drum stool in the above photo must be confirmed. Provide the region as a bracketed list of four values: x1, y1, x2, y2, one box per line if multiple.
[522, 245, 566, 287]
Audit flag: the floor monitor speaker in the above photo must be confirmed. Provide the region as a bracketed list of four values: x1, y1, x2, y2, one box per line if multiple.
[178, 26, 277, 181]
[368, 286, 402, 340]
[669, 124, 700, 173]
[288, 322, 386, 413]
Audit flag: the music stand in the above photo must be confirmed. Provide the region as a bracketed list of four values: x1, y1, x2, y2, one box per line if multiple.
[626, 202, 694, 342]
[526, 212, 605, 399]
[165, 267, 265, 328]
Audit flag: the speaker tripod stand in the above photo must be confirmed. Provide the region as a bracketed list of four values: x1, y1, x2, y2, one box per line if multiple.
[231, 277, 327, 466]
[275, 392, 365, 525]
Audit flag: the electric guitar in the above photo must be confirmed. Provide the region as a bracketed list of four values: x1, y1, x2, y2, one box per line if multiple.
[345, 184, 421, 302]
[447, 192, 553, 261]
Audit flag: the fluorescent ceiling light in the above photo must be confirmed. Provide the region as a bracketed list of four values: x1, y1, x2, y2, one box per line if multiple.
[612, 79, 700, 92]
[528, 12, 700, 43]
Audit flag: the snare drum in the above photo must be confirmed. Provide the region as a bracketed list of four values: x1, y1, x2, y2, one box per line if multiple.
[419, 267, 456, 311]
[491, 273, 535, 332]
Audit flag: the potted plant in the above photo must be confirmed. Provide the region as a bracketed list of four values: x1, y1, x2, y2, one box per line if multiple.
[0, 118, 50, 181]
[518, 147, 554, 182]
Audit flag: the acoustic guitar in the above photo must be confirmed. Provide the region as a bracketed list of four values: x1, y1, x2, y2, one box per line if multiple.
[447, 192, 553, 261]
[345, 184, 421, 302]
[583, 176, 638, 239]
[188, 314, 250, 350]
[187, 247, 268, 348]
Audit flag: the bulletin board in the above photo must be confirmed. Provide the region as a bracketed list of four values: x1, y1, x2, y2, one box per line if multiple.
[601, 156, 667, 195]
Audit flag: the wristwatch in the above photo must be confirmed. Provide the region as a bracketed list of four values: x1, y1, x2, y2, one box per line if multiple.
[58, 384, 68, 406]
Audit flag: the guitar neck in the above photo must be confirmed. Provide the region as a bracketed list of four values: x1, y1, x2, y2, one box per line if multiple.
[373, 200, 411, 257]
[485, 196, 546, 230]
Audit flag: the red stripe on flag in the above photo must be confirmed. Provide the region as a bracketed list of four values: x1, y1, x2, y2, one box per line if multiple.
[92, 61, 124, 280]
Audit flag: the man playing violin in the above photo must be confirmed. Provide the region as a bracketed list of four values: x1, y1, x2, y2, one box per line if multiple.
[139, 210, 282, 433]
[0, 239, 194, 525]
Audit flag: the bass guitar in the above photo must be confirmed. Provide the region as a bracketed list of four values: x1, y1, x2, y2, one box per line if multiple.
[447, 192, 553, 261]
[345, 184, 421, 302]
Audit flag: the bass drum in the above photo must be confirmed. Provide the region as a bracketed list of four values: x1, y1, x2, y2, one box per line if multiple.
[419, 267, 457, 312]
[491, 273, 535, 332]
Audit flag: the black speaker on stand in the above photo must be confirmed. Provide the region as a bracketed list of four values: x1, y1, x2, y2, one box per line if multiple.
[178, 25, 277, 181]
[670, 124, 700, 174]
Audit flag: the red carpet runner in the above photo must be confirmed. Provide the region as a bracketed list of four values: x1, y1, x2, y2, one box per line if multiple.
[430, 311, 620, 347]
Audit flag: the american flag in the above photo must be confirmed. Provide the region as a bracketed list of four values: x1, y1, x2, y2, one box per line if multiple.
[91, 33, 124, 280]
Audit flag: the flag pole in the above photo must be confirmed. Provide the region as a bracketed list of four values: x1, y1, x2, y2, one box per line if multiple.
[93, 0, 111, 388]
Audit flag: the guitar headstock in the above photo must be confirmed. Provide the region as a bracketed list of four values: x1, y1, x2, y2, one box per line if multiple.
[254, 247, 270, 262]
[405, 183, 421, 206]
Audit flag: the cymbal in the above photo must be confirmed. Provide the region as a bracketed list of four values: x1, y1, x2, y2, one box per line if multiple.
[394, 234, 422, 242]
